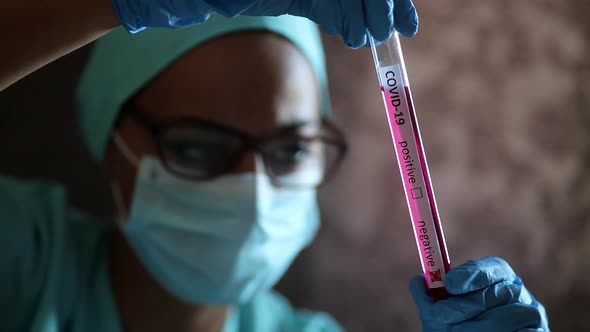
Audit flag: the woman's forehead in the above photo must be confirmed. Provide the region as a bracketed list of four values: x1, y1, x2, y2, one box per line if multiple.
[132, 32, 321, 136]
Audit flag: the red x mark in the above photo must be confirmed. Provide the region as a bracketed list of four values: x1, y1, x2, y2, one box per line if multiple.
[429, 269, 442, 283]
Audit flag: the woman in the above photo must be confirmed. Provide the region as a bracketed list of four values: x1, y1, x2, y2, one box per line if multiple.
[0, 12, 548, 332]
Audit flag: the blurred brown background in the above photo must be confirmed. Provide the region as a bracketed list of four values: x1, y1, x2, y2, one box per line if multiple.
[1, 0, 588, 331]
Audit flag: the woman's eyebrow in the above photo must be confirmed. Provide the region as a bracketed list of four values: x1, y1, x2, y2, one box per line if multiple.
[276, 121, 319, 135]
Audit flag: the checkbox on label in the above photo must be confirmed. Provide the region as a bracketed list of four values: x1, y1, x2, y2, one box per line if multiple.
[411, 187, 423, 199]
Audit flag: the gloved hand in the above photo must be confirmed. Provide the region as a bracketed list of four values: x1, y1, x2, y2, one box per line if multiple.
[111, 0, 418, 48]
[409, 257, 550, 332]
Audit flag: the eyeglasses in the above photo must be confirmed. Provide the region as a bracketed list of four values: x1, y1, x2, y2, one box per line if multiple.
[121, 105, 348, 188]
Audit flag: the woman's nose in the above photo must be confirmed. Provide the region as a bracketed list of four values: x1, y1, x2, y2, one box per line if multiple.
[229, 150, 258, 174]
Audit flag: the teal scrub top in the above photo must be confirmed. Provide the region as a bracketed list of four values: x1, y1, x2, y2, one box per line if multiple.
[0, 175, 343, 332]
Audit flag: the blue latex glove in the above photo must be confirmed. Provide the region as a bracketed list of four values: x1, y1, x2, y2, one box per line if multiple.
[409, 257, 550, 332]
[111, 0, 418, 47]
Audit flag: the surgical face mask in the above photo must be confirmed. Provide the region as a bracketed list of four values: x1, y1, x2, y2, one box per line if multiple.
[113, 135, 320, 305]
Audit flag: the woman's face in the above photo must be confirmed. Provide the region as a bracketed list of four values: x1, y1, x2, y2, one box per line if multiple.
[104, 31, 321, 210]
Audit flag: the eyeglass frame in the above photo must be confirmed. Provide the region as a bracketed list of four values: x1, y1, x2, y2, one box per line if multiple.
[117, 103, 349, 188]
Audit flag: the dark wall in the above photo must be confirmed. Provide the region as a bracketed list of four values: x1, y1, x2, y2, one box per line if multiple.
[0, 46, 113, 216]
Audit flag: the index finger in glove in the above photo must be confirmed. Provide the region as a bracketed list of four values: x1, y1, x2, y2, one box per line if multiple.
[446, 257, 518, 295]
[341, 0, 369, 48]
[409, 275, 533, 324]
[392, 0, 418, 37]
[364, 0, 394, 42]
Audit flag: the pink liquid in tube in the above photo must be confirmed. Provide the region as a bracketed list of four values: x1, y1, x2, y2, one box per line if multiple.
[370, 34, 451, 300]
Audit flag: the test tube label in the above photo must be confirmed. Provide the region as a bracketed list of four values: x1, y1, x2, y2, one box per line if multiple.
[378, 64, 447, 289]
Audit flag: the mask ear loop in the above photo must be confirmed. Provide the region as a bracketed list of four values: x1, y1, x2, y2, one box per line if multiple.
[113, 132, 139, 166]
[111, 133, 139, 222]
[110, 181, 129, 223]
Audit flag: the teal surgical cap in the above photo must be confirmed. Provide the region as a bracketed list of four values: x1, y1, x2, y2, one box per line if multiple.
[76, 15, 329, 161]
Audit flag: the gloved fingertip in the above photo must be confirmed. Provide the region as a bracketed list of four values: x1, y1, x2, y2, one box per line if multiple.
[367, 38, 382, 48]
[408, 275, 425, 291]
[362, 32, 377, 48]
[345, 35, 367, 49]
[367, 19, 394, 43]
[514, 303, 546, 329]
[345, 40, 362, 49]
[364, 0, 394, 42]
[369, 30, 393, 44]
[112, 0, 147, 33]
[398, 25, 418, 38]
[392, 0, 419, 38]
[396, 13, 419, 38]
[408, 275, 434, 306]
[445, 256, 518, 295]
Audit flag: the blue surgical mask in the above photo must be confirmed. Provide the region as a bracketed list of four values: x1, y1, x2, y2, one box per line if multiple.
[115, 147, 320, 305]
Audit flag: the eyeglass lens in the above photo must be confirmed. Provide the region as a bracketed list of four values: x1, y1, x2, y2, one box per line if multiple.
[159, 123, 343, 188]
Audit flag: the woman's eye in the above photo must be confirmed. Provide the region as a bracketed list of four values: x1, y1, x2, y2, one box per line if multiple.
[167, 141, 223, 162]
[271, 142, 312, 163]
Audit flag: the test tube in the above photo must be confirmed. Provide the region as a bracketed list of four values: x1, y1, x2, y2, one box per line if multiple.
[369, 33, 451, 300]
